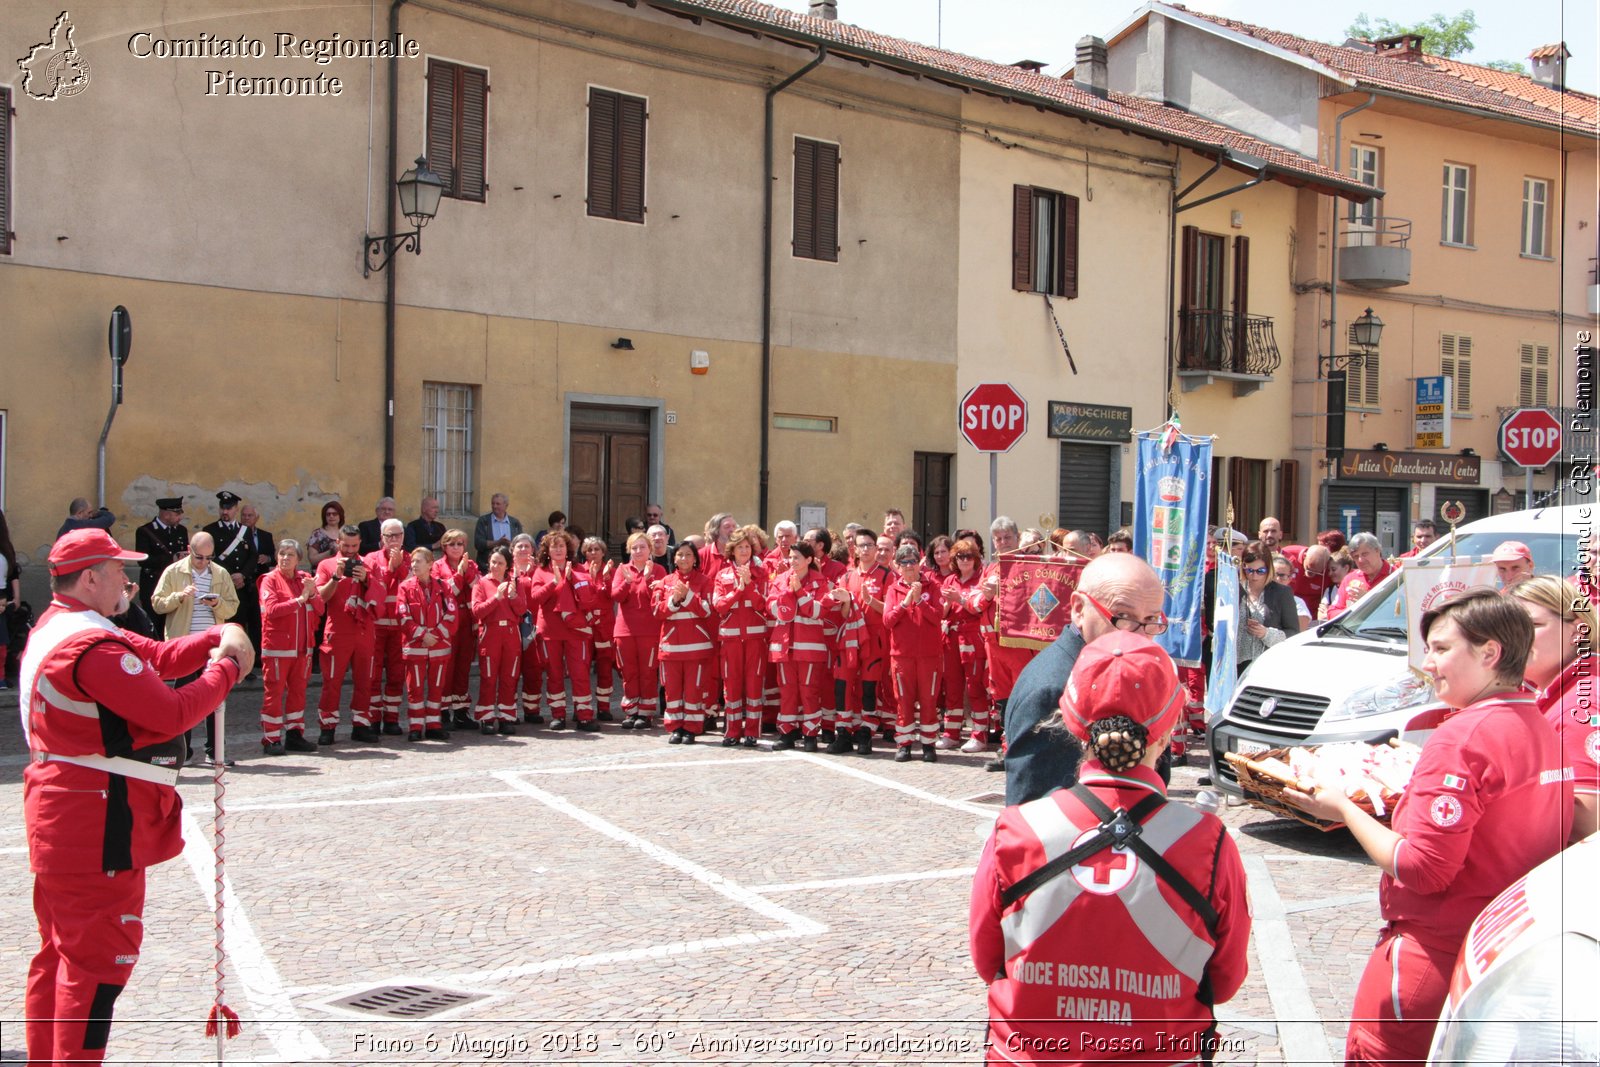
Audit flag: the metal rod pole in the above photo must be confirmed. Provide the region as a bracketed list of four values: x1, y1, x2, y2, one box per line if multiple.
[96, 363, 121, 510]
[989, 452, 998, 531]
[1525, 466, 1533, 509]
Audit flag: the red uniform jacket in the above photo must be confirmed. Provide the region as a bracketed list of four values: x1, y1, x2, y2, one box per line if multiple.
[652, 570, 715, 659]
[767, 567, 837, 664]
[528, 564, 603, 642]
[471, 574, 529, 639]
[970, 765, 1251, 1064]
[882, 575, 947, 659]
[23, 597, 240, 874]
[1538, 657, 1600, 805]
[363, 548, 409, 630]
[433, 557, 480, 638]
[584, 560, 617, 642]
[315, 555, 385, 649]
[259, 567, 324, 657]
[839, 564, 892, 676]
[396, 576, 454, 656]
[713, 560, 770, 639]
[611, 562, 665, 640]
[942, 570, 985, 661]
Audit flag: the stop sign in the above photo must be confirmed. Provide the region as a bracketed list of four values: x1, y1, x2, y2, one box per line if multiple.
[1500, 408, 1562, 468]
[960, 382, 1028, 453]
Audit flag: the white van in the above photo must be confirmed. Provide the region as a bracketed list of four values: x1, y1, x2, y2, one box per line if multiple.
[1207, 504, 1593, 797]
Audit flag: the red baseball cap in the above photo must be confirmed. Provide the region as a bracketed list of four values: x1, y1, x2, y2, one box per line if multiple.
[48, 529, 145, 576]
[1058, 631, 1186, 743]
[1491, 540, 1532, 563]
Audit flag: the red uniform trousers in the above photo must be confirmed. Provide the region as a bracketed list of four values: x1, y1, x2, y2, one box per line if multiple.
[261, 648, 312, 742]
[27, 868, 145, 1065]
[476, 622, 521, 723]
[778, 660, 829, 736]
[370, 622, 405, 724]
[940, 633, 989, 740]
[319, 630, 375, 728]
[1176, 664, 1207, 759]
[404, 648, 450, 730]
[983, 634, 1033, 704]
[518, 635, 546, 719]
[542, 636, 594, 723]
[1345, 926, 1456, 1067]
[592, 637, 617, 715]
[762, 658, 781, 729]
[892, 654, 941, 748]
[719, 634, 766, 739]
[444, 625, 477, 719]
[662, 656, 712, 734]
[615, 636, 660, 721]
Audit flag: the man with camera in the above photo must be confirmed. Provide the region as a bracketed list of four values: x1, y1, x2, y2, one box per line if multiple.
[315, 524, 386, 743]
[150, 531, 240, 765]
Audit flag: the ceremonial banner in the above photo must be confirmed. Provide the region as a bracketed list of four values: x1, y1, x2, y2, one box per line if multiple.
[1134, 429, 1212, 666]
[1400, 555, 1498, 670]
[1205, 553, 1239, 721]
[996, 554, 1083, 650]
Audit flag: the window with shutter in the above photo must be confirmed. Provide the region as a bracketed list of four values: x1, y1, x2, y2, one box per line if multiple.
[1346, 323, 1380, 408]
[0, 86, 11, 256]
[793, 137, 839, 262]
[1441, 333, 1472, 412]
[1519, 342, 1551, 407]
[588, 87, 647, 224]
[425, 59, 488, 202]
[1276, 460, 1299, 541]
[1010, 185, 1078, 297]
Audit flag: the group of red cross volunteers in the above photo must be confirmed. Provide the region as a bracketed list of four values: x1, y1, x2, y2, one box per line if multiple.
[17, 493, 1598, 1066]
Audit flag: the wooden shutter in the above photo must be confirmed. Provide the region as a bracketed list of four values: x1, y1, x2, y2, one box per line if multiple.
[1442, 333, 1472, 412]
[0, 87, 9, 255]
[793, 138, 815, 259]
[587, 88, 618, 219]
[456, 66, 487, 202]
[1276, 460, 1299, 541]
[1225, 456, 1247, 528]
[617, 93, 646, 223]
[815, 141, 838, 262]
[1231, 234, 1250, 363]
[1012, 185, 1034, 291]
[1520, 343, 1550, 407]
[426, 60, 457, 193]
[1061, 193, 1079, 298]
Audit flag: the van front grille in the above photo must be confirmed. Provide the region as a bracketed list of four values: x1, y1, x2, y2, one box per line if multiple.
[1225, 686, 1329, 739]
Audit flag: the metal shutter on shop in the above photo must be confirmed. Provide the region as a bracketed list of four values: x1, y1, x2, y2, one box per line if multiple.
[1324, 485, 1407, 539]
[1058, 443, 1114, 534]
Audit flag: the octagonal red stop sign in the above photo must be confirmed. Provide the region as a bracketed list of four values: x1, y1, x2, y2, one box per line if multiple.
[1500, 408, 1562, 468]
[960, 382, 1028, 453]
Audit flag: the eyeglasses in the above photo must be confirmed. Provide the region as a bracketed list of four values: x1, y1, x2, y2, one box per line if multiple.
[1242, 566, 1270, 576]
[954, 553, 977, 561]
[1081, 591, 1168, 635]
[191, 553, 212, 562]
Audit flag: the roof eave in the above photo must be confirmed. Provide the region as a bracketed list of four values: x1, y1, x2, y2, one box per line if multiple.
[1343, 82, 1600, 142]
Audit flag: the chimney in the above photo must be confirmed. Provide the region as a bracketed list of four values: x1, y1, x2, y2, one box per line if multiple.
[1372, 33, 1425, 60]
[1529, 43, 1570, 88]
[809, 0, 837, 20]
[1074, 35, 1109, 98]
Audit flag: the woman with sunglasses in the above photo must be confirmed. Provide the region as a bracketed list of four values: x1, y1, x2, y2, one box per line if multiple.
[654, 541, 715, 744]
[712, 528, 769, 747]
[471, 546, 527, 733]
[939, 537, 990, 752]
[882, 544, 947, 762]
[434, 529, 480, 729]
[529, 530, 604, 731]
[1236, 540, 1299, 674]
[612, 533, 665, 730]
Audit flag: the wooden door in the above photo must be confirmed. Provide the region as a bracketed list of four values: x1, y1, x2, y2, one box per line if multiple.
[570, 405, 652, 553]
[913, 451, 953, 542]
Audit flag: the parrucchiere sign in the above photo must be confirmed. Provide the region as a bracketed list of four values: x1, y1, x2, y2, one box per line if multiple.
[1337, 449, 1482, 485]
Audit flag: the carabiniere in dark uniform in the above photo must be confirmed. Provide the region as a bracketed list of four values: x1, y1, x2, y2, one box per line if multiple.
[134, 497, 190, 619]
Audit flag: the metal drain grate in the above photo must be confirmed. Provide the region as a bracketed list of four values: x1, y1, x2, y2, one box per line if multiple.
[964, 790, 1006, 806]
[329, 984, 488, 1019]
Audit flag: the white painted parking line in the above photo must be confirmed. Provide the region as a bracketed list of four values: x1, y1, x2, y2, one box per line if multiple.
[751, 867, 977, 893]
[180, 810, 329, 1062]
[440, 930, 815, 986]
[1243, 853, 1333, 1065]
[229, 789, 525, 812]
[785, 751, 997, 816]
[529, 756, 754, 775]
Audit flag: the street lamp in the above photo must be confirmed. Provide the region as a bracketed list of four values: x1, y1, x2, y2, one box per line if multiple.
[1321, 307, 1384, 458]
[363, 156, 447, 277]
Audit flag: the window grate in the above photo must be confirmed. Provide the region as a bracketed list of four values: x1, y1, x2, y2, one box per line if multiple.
[422, 383, 476, 515]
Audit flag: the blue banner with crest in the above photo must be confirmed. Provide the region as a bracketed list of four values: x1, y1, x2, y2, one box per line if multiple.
[1205, 553, 1239, 720]
[1133, 428, 1212, 667]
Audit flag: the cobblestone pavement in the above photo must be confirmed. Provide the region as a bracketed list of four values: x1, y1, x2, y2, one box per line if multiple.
[0, 674, 1383, 1065]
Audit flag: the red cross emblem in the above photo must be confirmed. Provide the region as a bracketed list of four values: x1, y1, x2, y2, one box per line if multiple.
[1081, 849, 1128, 885]
[1068, 828, 1138, 894]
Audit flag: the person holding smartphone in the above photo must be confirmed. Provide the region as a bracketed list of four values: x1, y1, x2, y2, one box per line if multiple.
[150, 531, 240, 764]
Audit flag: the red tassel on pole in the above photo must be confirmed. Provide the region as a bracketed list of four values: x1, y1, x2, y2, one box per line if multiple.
[206, 1002, 242, 1039]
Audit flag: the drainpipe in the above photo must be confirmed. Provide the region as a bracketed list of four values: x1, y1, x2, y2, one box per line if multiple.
[1321, 93, 1376, 528]
[759, 47, 827, 529]
[381, 0, 410, 499]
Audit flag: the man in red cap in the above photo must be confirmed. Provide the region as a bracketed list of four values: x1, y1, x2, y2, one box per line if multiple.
[20, 529, 254, 1064]
[1492, 540, 1535, 588]
[970, 631, 1251, 1065]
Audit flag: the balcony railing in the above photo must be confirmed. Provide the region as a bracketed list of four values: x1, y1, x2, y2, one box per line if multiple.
[1178, 309, 1282, 377]
[1339, 216, 1412, 289]
[1340, 216, 1412, 249]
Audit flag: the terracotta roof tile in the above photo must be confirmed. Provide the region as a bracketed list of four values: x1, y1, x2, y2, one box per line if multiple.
[639, 0, 1375, 196]
[1170, 5, 1599, 132]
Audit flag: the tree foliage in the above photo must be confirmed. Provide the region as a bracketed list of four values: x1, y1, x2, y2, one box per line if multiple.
[1345, 10, 1478, 58]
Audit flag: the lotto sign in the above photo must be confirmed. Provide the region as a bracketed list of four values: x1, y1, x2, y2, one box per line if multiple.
[959, 383, 1028, 453]
[1413, 376, 1451, 449]
[1499, 409, 1562, 468]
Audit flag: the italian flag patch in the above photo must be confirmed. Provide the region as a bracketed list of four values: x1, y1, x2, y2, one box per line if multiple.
[1442, 774, 1467, 791]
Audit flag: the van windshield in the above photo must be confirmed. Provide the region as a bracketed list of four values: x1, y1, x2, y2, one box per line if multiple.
[1328, 529, 1578, 639]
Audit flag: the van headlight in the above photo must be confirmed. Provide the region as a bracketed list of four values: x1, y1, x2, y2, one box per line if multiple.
[1323, 671, 1434, 723]
[1430, 933, 1599, 1066]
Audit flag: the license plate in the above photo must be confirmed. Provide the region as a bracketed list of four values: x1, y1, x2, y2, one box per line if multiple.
[1231, 738, 1270, 757]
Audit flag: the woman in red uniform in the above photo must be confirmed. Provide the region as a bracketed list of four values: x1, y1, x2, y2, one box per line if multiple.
[712, 528, 768, 747]
[530, 530, 604, 731]
[1511, 574, 1600, 843]
[654, 542, 715, 743]
[581, 536, 618, 721]
[471, 546, 526, 734]
[768, 540, 846, 751]
[1287, 590, 1572, 1065]
[613, 533, 665, 731]
[939, 536, 989, 753]
[257, 538, 324, 754]
[395, 547, 454, 741]
[511, 533, 546, 724]
[434, 528, 479, 730]
[882, 544, 946, 762]
[833, 528, 888, 754]
[970, 632, 1251, 1065]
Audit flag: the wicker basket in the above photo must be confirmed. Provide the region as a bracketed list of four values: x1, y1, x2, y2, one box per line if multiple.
[1223, 747, 1396, 832]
